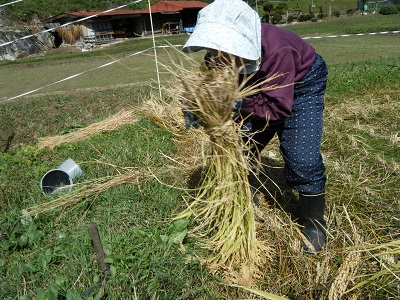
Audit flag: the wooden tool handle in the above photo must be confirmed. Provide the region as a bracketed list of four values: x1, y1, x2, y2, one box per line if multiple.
[88, 224, 110, 272]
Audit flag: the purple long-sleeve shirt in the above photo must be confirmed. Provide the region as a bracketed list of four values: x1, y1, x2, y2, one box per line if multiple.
[241, 24, 316, 122]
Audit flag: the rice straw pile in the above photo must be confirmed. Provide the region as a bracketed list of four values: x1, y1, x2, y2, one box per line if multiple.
[58, 24, 83, 45]
[37, 109, 138, 150]
[163, 54, 283, 284]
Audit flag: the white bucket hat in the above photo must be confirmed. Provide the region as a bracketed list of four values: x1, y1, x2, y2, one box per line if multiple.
[182, 0, 261, 73]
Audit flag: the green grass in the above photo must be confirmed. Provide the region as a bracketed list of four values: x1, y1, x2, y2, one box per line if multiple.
[0, 16, 399, 300]
[1, 14, 398, 100]
[287, 13, 400, 36]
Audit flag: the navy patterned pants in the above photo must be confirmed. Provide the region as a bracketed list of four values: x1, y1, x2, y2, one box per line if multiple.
[249, 53, 328, 194]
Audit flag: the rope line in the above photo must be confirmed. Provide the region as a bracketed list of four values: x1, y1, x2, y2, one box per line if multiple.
[147, 0, 162, 99]
[1, 15, 398, 104]
[0, 44, 185, 104]
[0, 47, 148, 103]
[0, 0, 143, 49]
[0, 0, 23, 8]
[302, 30, 400, 40]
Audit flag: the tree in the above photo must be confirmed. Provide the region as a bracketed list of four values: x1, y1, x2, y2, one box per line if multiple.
[262, 2, 274, 23]
[271, 13, 282, 24]
[275, 3, 288, 14]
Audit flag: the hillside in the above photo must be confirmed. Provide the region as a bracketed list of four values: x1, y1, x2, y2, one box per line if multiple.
[0, 0, 152, 21]
[1, 0, 363, 22]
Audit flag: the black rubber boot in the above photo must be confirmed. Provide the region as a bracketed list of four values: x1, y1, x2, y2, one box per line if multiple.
[299, 191, 326, 254]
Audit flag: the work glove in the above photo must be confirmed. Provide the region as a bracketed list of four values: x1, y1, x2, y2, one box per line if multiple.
[232, 98, 242, 113]
[183, 104, 202, 129]
[231, 98, 252, 133]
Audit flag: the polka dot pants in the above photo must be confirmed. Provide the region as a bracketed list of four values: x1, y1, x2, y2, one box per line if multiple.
[249, 53, 328, 194]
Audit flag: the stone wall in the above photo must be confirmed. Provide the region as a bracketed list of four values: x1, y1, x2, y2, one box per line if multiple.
[0, 9, 54, 61]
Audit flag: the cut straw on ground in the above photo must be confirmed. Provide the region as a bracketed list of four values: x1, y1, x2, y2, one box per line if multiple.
[37, 109, 138, 150]
[26, 168, 147, 216]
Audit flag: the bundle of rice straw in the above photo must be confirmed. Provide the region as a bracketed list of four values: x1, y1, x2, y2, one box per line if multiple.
[37, 109, 138, 150]
[163, 54, 283, 284]
[58, 24, 83, 45]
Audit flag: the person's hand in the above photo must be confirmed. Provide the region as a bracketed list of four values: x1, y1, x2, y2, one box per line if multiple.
[232, 98, 242, 113]
[183, 104, 202, 129]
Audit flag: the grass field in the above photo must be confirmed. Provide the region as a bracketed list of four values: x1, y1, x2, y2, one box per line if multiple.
[0, 14, 399, 300]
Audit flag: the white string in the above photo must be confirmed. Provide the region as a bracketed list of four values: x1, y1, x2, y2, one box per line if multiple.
[0, 45, 184, 104]
[0, 0, 143, 49]
[2, 29, 399, 103]
[0, 0, 23, 8]
[2, 28, 399, 103]
[0, 0, 176, 104]
[147, 0, 162, 99]
[0, 48, 148, 103]
[302, 30, 400, 39]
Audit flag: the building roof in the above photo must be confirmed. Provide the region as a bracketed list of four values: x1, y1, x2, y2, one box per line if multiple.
[43, 1, 207, 23]
[142, 1, 208, 13]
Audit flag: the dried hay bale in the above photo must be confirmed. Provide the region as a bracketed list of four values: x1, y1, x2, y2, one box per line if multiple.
[37, 109, 138, 150]
[70, 24, 83, 40]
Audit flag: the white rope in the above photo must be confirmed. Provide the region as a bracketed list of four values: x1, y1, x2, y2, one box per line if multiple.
[2, 0, 398, 104]
[0, 44, 184, 104]
[147, 0, 162, 99]
[0, 0, 23, 8]
[0, 0, 172, 104]
[0, 48, 148, 103]
[1, 28, 398, 103]
[2, 29, 399, 103]
[0, 0, 143, 49]
[302, 30, 400, 40]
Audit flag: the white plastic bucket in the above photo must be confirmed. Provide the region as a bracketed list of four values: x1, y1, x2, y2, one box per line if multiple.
[40, 158, 84, 196]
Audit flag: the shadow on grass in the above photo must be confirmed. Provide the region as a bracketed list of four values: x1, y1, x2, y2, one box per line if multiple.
[250, 156, 300, 221]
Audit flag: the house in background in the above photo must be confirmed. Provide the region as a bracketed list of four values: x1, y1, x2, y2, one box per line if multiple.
[43, 1, 207, 45]
[141, 1, 206, 34]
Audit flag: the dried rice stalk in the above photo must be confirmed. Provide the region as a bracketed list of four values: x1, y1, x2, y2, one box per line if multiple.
[345, 239, 400, 295]
[37, 109, 138, 150]
[328, 206, 363, 299]
[58, 24, 83, 45]
[143, 94, 207, 169]
[26, 168, 146, 216]
[163, 53, 284, 284]
[144, 95, 187, 134]
[328, 248, 362, 300]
